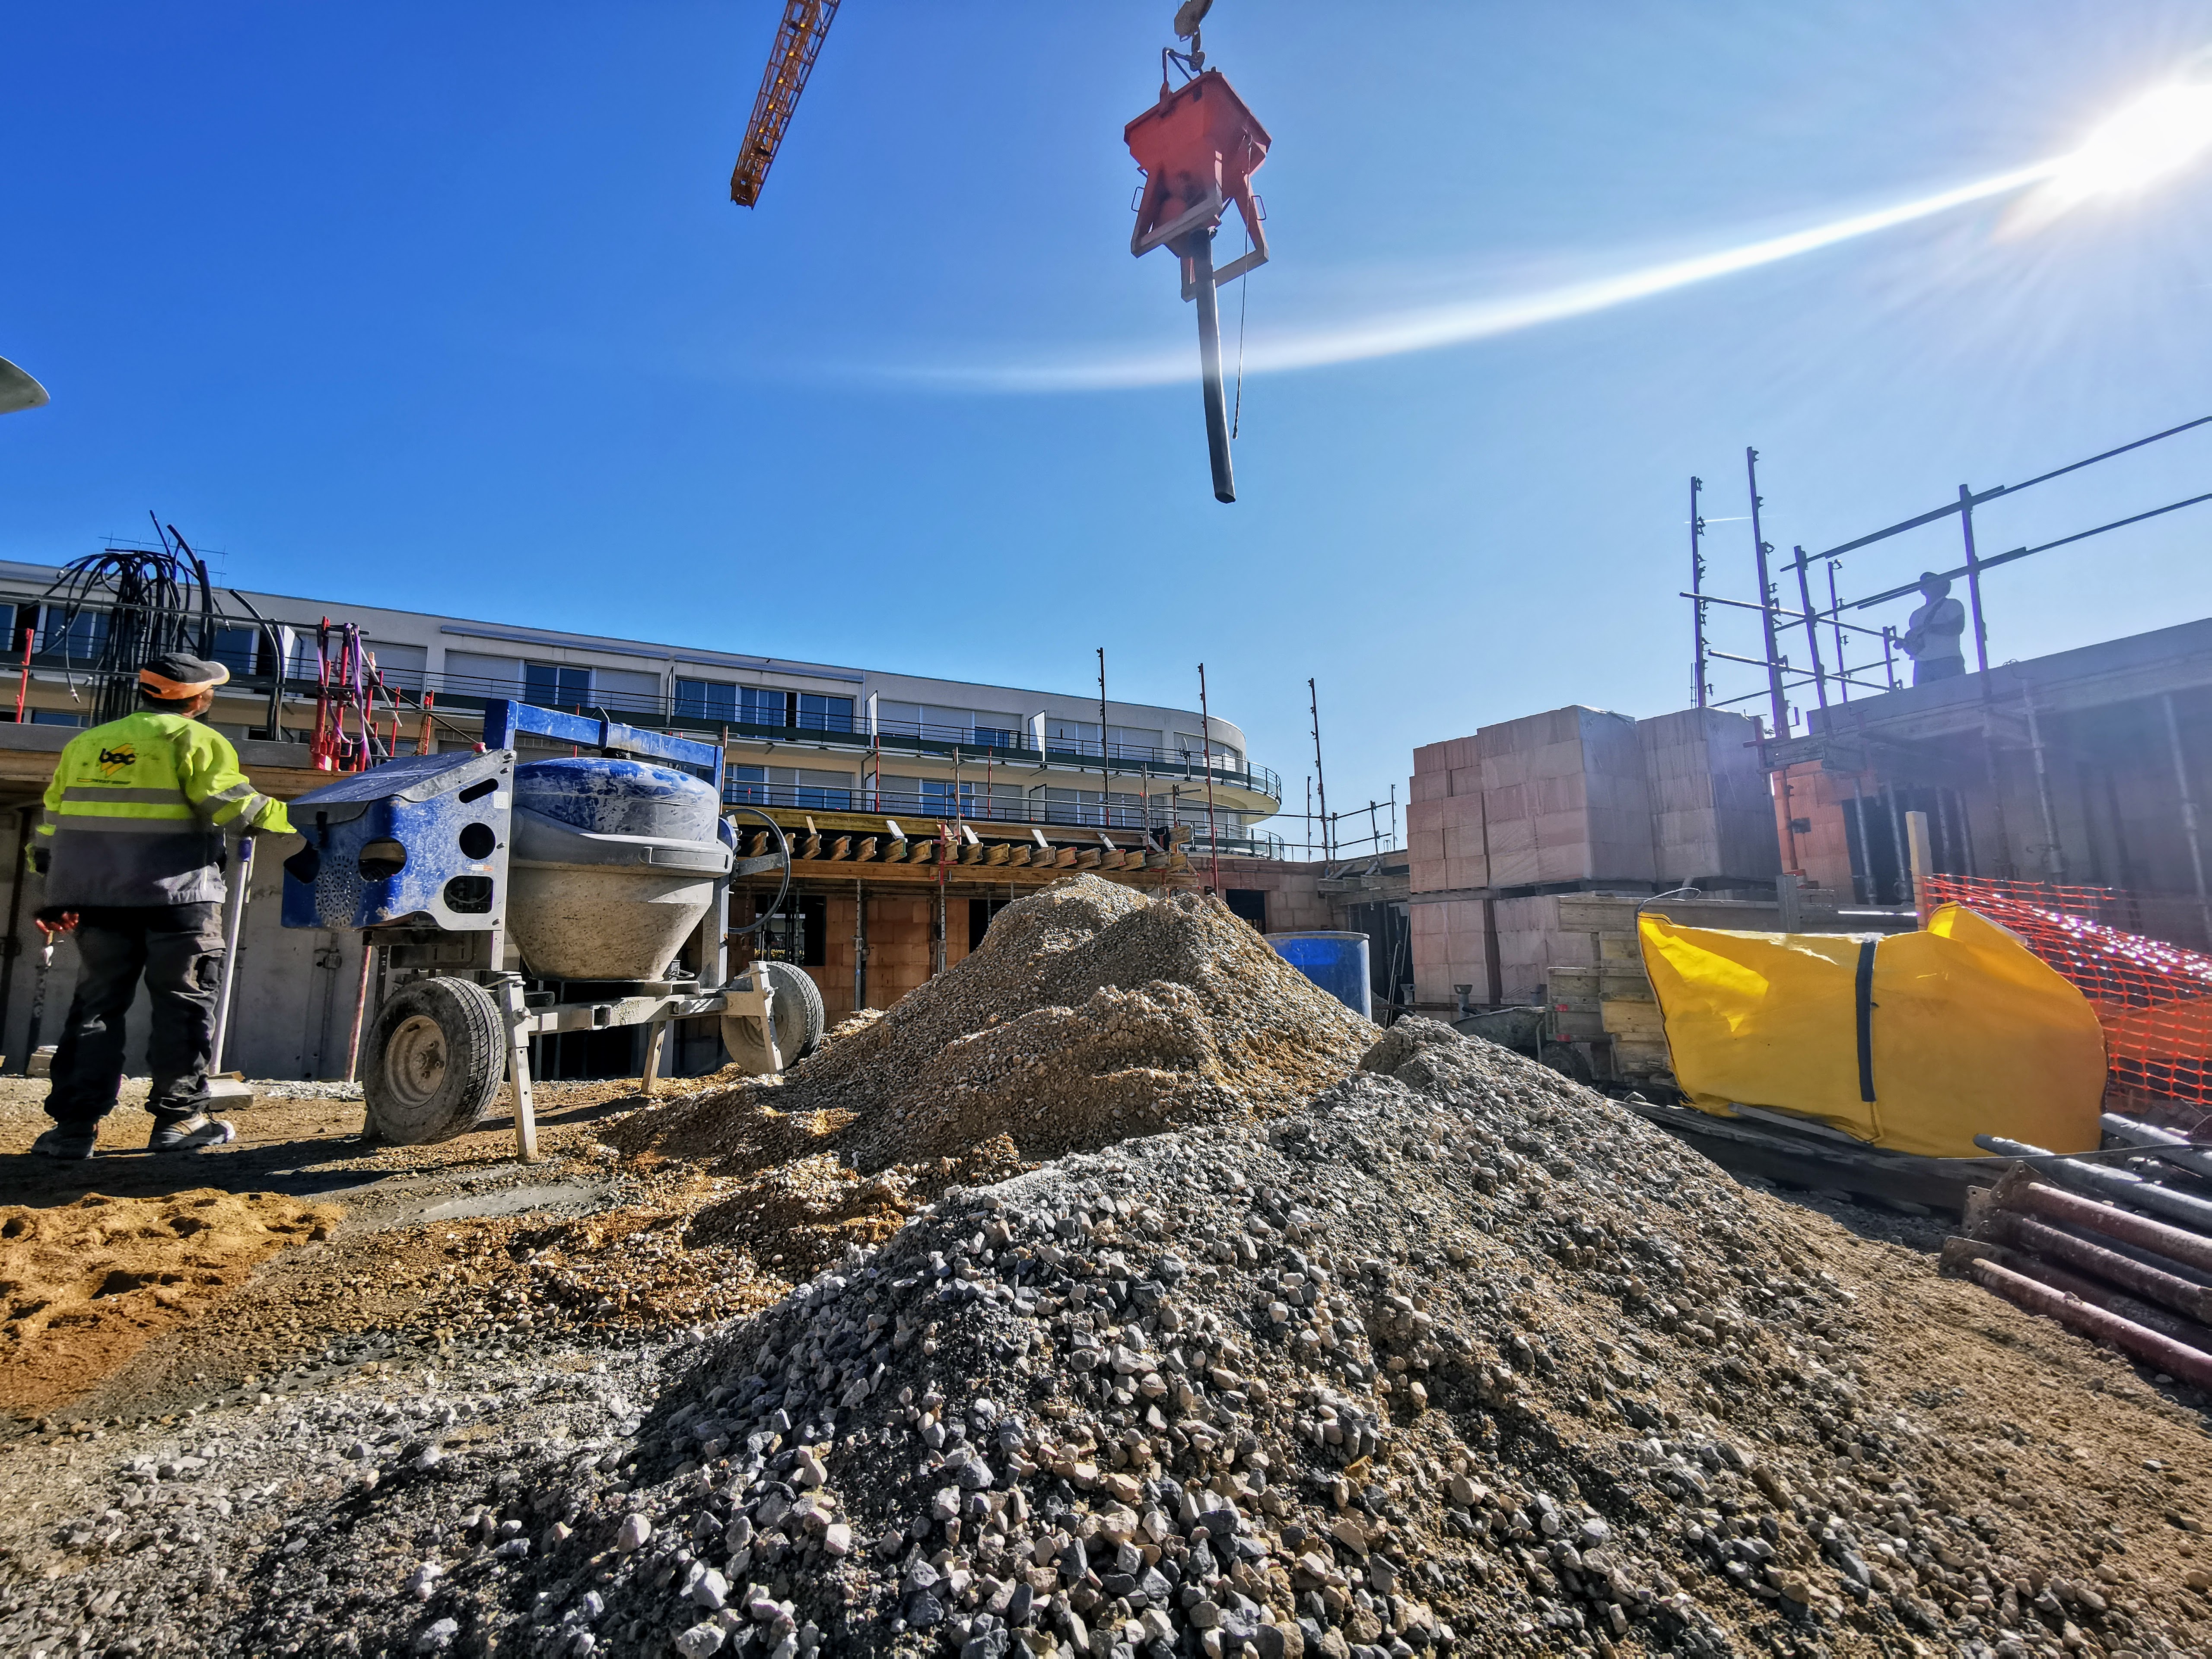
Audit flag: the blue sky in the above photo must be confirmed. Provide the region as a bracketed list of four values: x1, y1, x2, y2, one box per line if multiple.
[6, 2, 2212, 843]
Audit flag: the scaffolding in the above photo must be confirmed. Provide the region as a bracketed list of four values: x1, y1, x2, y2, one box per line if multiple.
[1684, 413, 2212, 737]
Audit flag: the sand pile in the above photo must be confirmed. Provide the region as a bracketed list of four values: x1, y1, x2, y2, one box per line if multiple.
[622, 877, 1376, 1176]
[445, 1020, 2212, 1659]
[0, 1188, 335, 1413]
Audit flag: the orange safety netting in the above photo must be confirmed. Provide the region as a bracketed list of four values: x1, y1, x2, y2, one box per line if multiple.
[1921, 875, 2212, 1114]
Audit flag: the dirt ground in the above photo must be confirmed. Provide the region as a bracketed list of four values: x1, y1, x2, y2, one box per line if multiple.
[0, 1071, 783, 1432]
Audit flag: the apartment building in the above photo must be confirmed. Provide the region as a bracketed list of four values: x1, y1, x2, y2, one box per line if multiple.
[0, 559, 1284, 1076]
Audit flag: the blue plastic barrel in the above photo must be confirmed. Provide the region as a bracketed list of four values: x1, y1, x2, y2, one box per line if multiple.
[1269, 930, 1373, 1020]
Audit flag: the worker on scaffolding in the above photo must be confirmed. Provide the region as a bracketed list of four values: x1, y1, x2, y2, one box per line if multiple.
[1901, 571, 1968, 686]
[25, 652, 293, 1160]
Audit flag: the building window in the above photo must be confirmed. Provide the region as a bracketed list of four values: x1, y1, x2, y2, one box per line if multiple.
[796, 692, 854, 733]
[741, 686, 791, 728]
[971, 711, 1024, 749]
[727, 766, 854, 811]
[524, 661, 591, 707]
[200, 626, 258, 676]
[1046, 718, 1100, 756]
[1038, 786, 1147, 828]
[969, 897, 1014, 951]
[38, 608, 106, 661]
[755, 892, 828, 967]
[676, 678, 735, 723]
[677, 680, 798, 728]
[1224, 889, 1268, 931]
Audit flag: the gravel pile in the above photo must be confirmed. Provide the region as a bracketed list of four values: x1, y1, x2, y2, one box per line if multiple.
[623, 878, 1376, 1174]
[10, 1025, 2212, 1657]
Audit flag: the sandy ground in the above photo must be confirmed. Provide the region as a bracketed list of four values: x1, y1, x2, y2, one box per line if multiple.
[0, 1073, 713, 1430]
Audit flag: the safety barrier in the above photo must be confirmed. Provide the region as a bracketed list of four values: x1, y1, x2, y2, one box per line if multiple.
[1923, 875, 2212, 1115]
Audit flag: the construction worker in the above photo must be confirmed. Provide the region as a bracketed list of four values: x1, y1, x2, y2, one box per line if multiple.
[25, 652, 292, 1159]
[1901, 572, 1968, 686]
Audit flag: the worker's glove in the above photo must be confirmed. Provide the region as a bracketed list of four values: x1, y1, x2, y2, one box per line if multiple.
[26, 846, 48, 876]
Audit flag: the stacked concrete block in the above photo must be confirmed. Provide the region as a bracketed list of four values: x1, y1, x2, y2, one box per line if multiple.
[1638, 707, 1781, 885]
[1477, 707, 1656, 887]
[1409, 702, 1796, 1012]
[1410, 897, 1492, 1007]
[1408, 735, 1489, 893]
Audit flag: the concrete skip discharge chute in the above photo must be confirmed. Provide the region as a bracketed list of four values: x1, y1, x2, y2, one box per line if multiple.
[1637, 901, 2105, 1158]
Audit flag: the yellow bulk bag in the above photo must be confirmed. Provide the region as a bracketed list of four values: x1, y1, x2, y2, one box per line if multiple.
[1636, 903, 2103, 1158]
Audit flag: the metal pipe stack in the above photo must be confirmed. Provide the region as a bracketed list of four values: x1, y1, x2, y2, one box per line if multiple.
[1943, 1117, 2212, 1389]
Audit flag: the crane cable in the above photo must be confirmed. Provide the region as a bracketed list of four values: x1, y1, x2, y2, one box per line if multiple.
[1230, 223, 1250, 439]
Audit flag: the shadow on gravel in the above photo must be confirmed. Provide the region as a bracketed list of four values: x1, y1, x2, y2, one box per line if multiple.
[0, 1091, 650, 1211]
[0, 1135, 393, 1207]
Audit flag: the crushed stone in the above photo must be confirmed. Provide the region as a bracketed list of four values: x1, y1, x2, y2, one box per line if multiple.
[7, 1021, 2200, 1656]
[621, 877, 1377, 1177]
[3, 947, 2212, 1657]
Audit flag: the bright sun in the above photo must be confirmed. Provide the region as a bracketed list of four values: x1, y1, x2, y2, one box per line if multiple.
[2048, 78, 2212, 203]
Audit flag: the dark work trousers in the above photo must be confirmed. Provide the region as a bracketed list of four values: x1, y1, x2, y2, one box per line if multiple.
[44, 903, 226, 1127]
[1914, 656, 1966, 686]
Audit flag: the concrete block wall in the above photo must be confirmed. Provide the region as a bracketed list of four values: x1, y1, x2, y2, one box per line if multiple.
[1409, 702, 1786, 1008]
[1637, 707, 1782, 885]
[1477, 707, 1656, 887]
[1408, 738, 1487, 893]
[809, 890, 976, 1025]
[1211, 857, 1333, 935]
[1410, 896, 1491, 1007]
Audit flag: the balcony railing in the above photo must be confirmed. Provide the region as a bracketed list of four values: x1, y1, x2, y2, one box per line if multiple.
[721, 776, 1277, 842]
[0, 618, 1283, 801]
[216, 664, 1284, 801]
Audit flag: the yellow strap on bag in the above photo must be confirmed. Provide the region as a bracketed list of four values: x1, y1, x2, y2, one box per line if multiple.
[1637, 902, 2104, 1158]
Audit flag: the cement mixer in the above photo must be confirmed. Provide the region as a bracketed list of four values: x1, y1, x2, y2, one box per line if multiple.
[281, 699, 823, 1156]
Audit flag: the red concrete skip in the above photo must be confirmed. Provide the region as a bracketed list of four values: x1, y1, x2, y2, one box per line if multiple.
[1125, 69, 1271, 257]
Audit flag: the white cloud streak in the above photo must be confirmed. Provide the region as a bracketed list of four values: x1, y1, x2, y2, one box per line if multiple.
[902, 159, 2060, 394]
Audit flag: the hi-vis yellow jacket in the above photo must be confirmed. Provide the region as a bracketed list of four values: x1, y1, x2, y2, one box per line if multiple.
[34, 711, 293, 907]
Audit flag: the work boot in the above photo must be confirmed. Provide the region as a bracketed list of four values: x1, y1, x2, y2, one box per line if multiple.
[147, 1115, 237, 1153]
[29, 1124, 98, 1160]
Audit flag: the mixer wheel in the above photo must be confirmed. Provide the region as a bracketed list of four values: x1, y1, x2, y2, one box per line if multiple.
[363, 976, 506, 1144]
[721, 960, 826, 1071]
[762, 960, 826, 1061]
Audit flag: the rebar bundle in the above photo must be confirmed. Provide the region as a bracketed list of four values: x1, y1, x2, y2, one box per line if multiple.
[35, 524, 216, 724]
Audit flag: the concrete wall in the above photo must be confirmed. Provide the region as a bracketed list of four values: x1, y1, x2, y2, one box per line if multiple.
[1208, 857, 1335, 936]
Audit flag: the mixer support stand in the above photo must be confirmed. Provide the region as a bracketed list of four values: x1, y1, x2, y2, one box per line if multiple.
[639, 1020, 668, 1099]
[498, 975, 540, 1163]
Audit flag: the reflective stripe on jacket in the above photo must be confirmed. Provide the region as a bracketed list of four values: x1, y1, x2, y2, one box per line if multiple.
[34, 711, 295, 907]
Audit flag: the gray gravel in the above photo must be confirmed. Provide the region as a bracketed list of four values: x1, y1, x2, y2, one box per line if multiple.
[5, 1021, 2208, 1656]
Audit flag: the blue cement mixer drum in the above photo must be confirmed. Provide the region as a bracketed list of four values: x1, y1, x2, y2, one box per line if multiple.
[1268, 929, 1374, 1020]
[282, 750, 734, 985]
[504, 757, 734, 981]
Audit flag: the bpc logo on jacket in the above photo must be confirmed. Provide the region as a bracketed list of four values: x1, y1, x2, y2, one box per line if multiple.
[96, 744, 137, 777]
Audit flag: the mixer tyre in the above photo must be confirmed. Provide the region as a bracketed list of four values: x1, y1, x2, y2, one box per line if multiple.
[761, 960, 825, 1061]
[362, 976, 506, 1144]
